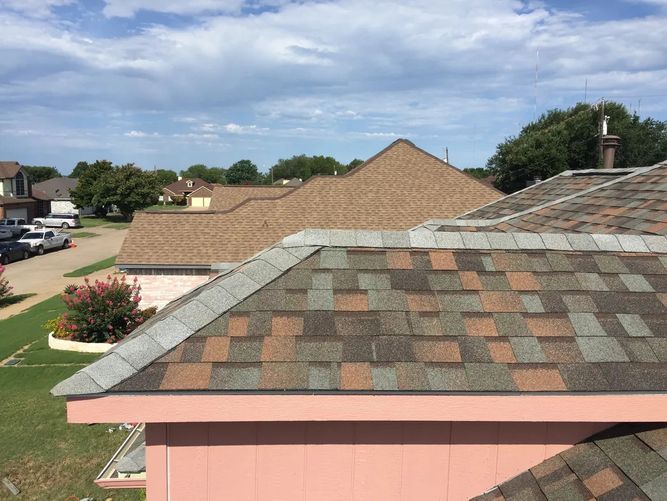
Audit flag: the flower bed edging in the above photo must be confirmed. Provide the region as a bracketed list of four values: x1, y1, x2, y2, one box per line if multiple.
[48, 332, 116, 353]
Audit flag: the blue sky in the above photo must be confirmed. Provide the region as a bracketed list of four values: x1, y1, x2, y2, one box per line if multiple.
[1, 0, 666, 175]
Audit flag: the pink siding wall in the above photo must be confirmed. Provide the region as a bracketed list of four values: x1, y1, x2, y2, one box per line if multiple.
[133, 274, 210, 310]
[145, 421, 610, 501]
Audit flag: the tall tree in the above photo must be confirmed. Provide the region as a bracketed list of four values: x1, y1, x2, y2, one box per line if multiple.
[97, 164, 160, 221]
[23, 166, 61, 184]
[226, 160, 259, 185]
[70, 160, 114, 216]
[70, 161, 90, 178]
[180, 164, 226, 184]
[488, 102, 667, 193]
[155, 169, 178, 187]
[271, 155, 347, 181]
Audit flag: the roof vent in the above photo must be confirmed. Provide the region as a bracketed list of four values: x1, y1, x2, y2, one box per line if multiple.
[602, 135, 621, 169]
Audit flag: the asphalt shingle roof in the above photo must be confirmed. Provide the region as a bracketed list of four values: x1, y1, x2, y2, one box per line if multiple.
[431, 162, 667, 236]
[117, 140, 502, 267]
[461, 169, 630, 220]
[52, 228, 667, 396]
[471, 423, 667, 501]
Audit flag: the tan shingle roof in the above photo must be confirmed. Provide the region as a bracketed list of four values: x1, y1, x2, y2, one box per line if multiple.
[0, 161, 21, 179]
[118, 140, 502, 266]
[163, 178, 212, 196]
[208, 185, 295, 211]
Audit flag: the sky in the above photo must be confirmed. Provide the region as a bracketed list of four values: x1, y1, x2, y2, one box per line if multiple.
[1, 0, 666, 175]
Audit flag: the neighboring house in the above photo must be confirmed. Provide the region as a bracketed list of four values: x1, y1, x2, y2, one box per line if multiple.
[0, 161, 46, 221]
[162, 178, 212, 205]
[33, 177, 94, 215]
[118, 139, 502, 308]
[185, 184, 215, 208]
[53, 224, 667, 500]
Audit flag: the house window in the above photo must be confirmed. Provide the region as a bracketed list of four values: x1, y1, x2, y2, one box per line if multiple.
[15, 171, 26, 196]
[186, 180, 194, 188]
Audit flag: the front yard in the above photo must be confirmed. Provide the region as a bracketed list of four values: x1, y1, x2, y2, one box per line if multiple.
[0, 297, 142, 500]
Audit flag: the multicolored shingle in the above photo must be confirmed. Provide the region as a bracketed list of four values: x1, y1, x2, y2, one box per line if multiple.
[471, 423, 667, 501]
[438, 163, 667, 236]
[105, 244, 667, 393]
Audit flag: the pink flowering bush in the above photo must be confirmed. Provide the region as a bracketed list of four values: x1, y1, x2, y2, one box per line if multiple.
[56, 275, 153, 343]
[0, 265, 11, 300]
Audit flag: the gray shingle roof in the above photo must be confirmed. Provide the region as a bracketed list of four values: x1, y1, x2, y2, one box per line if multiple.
[51, 227, 667, 397]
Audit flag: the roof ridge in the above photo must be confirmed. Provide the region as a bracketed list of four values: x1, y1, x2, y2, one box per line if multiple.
[206, 138, 502, 215]
[51, 243, 322, 396]
[444, 162, 664, 228]
[280, 227, 667, 254]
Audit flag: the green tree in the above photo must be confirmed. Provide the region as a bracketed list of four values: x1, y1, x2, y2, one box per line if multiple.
[488, 102, 667, 193]
[155, 169, 178, 187]
[226, 159, 259, 185]
[347, 158, 364, 170]
[462, 167, 492, 180]
[70, 160, 114, 216]
[271, 155, 347, 181]
[180, 164, 226, 184]
[23, 166, 61, 184]
[70, 161, 90, 178]
[97, 164, 160, 221]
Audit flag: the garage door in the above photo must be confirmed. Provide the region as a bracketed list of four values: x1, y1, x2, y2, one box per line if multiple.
[190, 197, 211, 208]
[6, 207, 28, 220]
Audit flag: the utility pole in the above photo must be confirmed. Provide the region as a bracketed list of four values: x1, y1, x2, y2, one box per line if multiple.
[584, 79, 588, 104]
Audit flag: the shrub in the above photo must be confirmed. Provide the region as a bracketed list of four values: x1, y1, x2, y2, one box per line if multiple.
[0, 265, 12, 300]
[56, 275, 148, 343]
[43, 316, 70, 339]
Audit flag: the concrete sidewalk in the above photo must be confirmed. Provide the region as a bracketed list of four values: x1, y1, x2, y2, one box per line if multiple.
[1, 227, 128, 319]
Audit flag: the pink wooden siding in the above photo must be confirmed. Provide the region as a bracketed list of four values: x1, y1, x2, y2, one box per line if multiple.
[145, 421, 610, 501]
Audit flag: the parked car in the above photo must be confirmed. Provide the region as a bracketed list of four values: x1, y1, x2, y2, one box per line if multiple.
[0, 228, 12, 240]
[0, 218, 36, 237]
[18, 230, 71, 255]
[0, 242, 31, 264]
[32, 213, 82, 229]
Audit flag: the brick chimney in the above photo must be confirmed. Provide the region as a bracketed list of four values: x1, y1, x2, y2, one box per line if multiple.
[601, 135, 620, 169]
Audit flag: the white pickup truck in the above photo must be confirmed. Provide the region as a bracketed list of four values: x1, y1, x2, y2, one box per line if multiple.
[18, 230, 71, 255]
[0, 218, 41, 237]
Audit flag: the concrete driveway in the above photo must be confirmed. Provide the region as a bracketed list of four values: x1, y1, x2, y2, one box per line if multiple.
[1, 227, 128, 319]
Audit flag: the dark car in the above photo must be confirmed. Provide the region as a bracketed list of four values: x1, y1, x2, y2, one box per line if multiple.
[0, 242, 31, 264]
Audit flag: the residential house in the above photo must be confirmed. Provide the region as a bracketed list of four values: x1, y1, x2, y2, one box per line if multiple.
[185, 184, 215, 208]
[33, 177, 95, 215]
[162, 178, 212, 206]
[0, 161, 48, 221]
[118, 140, 503, 308]
[53, 221, 667, 499]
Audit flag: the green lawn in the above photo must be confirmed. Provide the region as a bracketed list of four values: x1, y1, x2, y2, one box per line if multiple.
[63, 256, 117, 277]
[0, 295, 63, 361]
[80, 215, 130, 230]
[69, 231, 99, 238]
[0, 297, 141, 500]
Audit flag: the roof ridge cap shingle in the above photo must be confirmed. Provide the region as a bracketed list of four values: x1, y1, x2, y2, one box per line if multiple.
[442, 163, 663, 228]
[281, 228, 667, 253]
[51, 243, 322, 396]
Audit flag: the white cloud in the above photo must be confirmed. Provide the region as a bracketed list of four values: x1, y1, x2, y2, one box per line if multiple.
[1, 0, 667, 169]
[223, 123, 267, 134]
[124, 130, 159, 137]
[102, 0, 245, 18]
